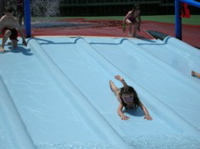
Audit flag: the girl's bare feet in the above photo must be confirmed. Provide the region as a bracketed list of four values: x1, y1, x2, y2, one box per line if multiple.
[128, 33, 132, 37]
[109, 80, 114, 92]
[109, 80, 119, 94]
[0, 46, 5, 53]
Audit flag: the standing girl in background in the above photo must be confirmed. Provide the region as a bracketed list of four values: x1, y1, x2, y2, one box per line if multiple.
[123, 4, 141, 37]
[109, 75, 152, 120]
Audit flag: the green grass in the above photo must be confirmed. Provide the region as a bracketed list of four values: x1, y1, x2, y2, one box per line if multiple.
[142, 15, 200, 25]
[32, 15, 200, 25]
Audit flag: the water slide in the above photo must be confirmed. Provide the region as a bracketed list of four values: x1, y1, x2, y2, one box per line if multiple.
[0, 36, 200, 149]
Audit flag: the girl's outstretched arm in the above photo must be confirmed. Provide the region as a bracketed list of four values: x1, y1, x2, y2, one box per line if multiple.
[115, 75, 128, 87]
[117, 104, 129, 120]
[139, 102, 152, 120]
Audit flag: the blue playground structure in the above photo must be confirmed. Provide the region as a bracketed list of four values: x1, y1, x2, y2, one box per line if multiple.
[175, 0, 200, 40]
[24, 0, 200, 39]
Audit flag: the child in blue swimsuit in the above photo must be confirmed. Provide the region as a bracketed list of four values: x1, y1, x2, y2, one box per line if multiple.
[123, 4, 141, 37]
[109, 75, 152, 120]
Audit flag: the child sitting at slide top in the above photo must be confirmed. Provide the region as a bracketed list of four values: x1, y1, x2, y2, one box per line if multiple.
[109, 75, 152, 120]
[0, 5, 27, 52]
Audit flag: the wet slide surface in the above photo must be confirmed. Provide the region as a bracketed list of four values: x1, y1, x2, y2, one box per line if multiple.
[0, 36, 200, 149]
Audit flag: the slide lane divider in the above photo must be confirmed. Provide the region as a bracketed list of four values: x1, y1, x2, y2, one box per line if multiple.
[81, 37, 200, 138]
[28, 38, 134, 149]
[0, 75, 36, 149]
[132, 36, 200, 90]
[127, 38, 200, 128]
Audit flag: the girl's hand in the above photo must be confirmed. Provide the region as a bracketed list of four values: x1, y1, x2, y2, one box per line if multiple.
[115, 75, 123, 81]
[121, 115, 129, 120]
[144, 115, 152, 120]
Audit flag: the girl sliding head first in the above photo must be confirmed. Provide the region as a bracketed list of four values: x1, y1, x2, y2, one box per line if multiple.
[109, 75, 152, 120]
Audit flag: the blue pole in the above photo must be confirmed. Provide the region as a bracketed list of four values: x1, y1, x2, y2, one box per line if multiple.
[175, 0, 200, 40]
[175, 0, 182, 40]
[24, 0, 31, 37]
[179, 0, 200, 8]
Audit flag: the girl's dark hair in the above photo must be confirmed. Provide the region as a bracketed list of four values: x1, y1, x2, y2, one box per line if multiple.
[119, 86, 140, 108]
[131, 4, 140, 16]
[4, 6, 14, 13]
[133, 4, 140, 10]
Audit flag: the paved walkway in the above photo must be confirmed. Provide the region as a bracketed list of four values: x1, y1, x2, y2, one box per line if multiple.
[30, 19, 200, 48]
